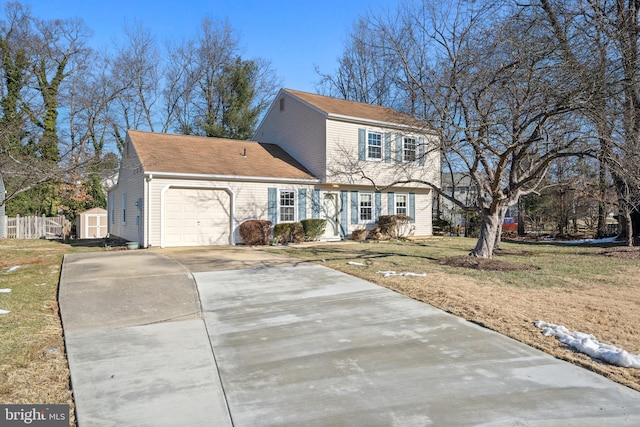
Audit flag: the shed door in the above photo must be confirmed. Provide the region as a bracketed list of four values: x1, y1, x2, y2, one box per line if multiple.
[164, 188, 230, 246]
[86, 214, 108, 238]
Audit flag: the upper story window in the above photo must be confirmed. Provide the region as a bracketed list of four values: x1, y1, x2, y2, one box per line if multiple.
[279, 190, 296, 222]
[403, 137, 416, 162]
[367, 132, 382, 160]
[395, 194, 408, 216]
[359, 193, 373, 221]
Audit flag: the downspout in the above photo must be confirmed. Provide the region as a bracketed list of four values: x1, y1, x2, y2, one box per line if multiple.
[145, 174, 153, 247]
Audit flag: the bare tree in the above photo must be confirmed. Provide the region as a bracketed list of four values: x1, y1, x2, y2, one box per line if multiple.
[325, 1, 594, 258]
[316, 18, 399, 106]
[540, 0, 640, 245]
[110, 21, 160, 134]
[164, 17, 280, 137]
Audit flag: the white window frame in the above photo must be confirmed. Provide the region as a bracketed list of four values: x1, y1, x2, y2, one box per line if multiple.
[403, 136, 417, 162]
[395, 193, 408, 216]
[367, 131, 382, 160]
[278, 189, 297, 223]
[359, 192, 373, 222]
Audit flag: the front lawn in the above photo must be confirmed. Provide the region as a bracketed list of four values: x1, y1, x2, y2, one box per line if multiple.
[0, 239, 103, 425]
[267, 237, 640, 392]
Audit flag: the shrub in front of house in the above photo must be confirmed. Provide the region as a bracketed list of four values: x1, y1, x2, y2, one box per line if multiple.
[239, 219, 272, 245]
[351, 228, 367, 241]
[301, 219, 327, 241]
[377, 215, 413, 239]
[367, 226, 382, 240]
[273, 222, 305, 244]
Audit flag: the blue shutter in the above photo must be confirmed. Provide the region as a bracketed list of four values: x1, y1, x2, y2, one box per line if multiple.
[351, 191, 359, 224]
[340, 191, 348, 237]
[418, 136, 425, 166]
[358, 128, 366, 160]
[387, 192, 395, 215]
[312, 189, 321, 219]
[298, 189, 307, 221]
[374, 192, 381, 222]
[395, 134, 402, 162]
[268, 188, 277, 224]
[409, 192, 416, 223]
[384, 133, 391, 163]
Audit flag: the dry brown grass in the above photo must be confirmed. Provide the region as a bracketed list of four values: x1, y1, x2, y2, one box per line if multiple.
[0, 239, 104, 426]
[268, 237, 640, 392]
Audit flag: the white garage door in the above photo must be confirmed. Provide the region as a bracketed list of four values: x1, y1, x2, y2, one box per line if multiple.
[164, 188, 231, 246]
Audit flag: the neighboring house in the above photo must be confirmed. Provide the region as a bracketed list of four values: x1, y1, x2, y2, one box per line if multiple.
[108, 89, 440, 247]
[434, 172, 476, 234]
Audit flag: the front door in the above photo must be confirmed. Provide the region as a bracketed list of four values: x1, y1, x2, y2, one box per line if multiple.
[322, 192, 340, 240]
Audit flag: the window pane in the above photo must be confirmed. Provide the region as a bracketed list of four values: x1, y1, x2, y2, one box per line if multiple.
[396, 194, 407, 216]
[279, 191, 296, 222]
[403, 137, 416, 162]
[367, 133, 382, 159]
[360, 193, 372, 221]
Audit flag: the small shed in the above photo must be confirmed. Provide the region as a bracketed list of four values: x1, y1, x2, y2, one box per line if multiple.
[76, 207, 108, 239]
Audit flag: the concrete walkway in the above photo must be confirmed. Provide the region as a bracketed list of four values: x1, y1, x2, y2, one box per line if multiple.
[59, 249, 640, 426]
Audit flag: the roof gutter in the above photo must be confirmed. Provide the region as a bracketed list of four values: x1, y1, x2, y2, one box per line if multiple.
[144, 171, 321, 184]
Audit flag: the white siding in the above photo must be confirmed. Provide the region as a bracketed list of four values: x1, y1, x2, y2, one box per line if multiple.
[107, 138, 145, 243]
[146, 177, 316, 247]
[254, 92, 326, 180]
[326, 118, 441, 188]
[331, 186, 433, 238]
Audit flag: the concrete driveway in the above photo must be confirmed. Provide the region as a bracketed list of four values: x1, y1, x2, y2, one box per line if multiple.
[59, 247, 640, 426]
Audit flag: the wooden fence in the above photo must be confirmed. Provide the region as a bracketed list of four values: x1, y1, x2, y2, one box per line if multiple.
[2, 215, 69, 240]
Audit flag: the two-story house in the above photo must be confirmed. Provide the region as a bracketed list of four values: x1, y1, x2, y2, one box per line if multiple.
[107, 89, 440, 247]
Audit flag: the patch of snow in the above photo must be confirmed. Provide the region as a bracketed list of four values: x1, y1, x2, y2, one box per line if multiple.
[534, 321, 640, 368]
[377, 271, 426, 277]
[5, 266, 20, 272]
[556, 237, 618, 245]
[0, 309, 9, 315]
[0, 288, 11, 293]
[347, 261, 368, 266]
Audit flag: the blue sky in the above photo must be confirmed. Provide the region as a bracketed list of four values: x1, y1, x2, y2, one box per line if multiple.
[25, 0, 398, 93]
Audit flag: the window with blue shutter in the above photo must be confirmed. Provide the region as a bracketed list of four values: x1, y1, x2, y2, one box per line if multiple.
[418, 136, 426, 166]
[409, 193, 416, 223]
[387, 192, 395, 215]
[351, 191, 359, 224]
[374, 192, 381, 221]
[358, 128, 366, 160]
[312, 189, 321, 219]
[340, 191, 348, 236]
[268, 188, 277, 224]
[384, 133, 392, 163]
[395, 134, 402, 162]
[298, 189, 307, 221]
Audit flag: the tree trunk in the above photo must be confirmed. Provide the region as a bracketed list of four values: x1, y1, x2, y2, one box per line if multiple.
[470, 210, 501, 258]
[625, 207, 634, 247]
[493, 205, 508, 251]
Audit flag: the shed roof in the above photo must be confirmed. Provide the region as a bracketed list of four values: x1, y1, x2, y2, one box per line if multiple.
[283, 89, 423, 128]
[128, 130, 317, 181]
